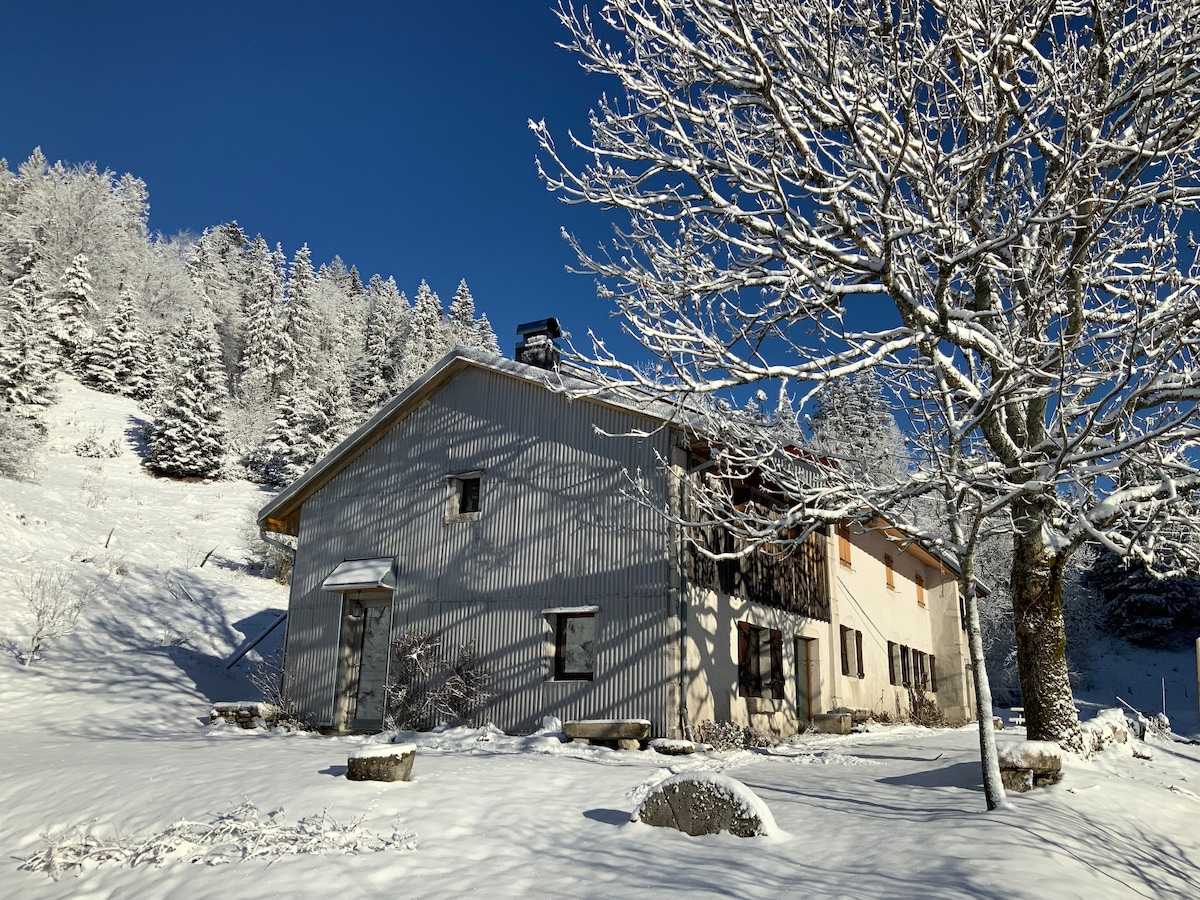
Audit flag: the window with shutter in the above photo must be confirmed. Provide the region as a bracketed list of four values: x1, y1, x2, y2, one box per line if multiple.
[839, 625, 851, 676]
[915, 571, 926, 608]
[884, 554, 895, 590]
[887, 641, 898, 685]
[838, 523, 852, 568]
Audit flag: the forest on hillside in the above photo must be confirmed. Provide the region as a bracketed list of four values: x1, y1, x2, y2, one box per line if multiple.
[0, 149, 499, 485]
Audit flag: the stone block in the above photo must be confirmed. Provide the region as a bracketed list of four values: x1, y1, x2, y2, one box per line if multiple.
[812, 712, 851, 735]
[563, 720, 651, 742]
[347, 744, 416, 782]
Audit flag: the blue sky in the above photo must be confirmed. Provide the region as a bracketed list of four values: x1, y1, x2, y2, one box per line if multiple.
[2, 1, 625, 355]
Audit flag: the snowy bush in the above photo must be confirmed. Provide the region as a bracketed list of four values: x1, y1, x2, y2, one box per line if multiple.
[20, 801, 417, 881]
[386, 628, 492, 731]
[690, 721, 777, 751]
[0, 410, 46, 481]
[248, 648, 312, 730]
[73, 427, 122, 458]
[907, 687, 947, 728]
[17, 566, 100, 666]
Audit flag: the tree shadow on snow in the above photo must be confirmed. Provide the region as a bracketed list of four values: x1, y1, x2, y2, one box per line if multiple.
[876, 761, 984, 792]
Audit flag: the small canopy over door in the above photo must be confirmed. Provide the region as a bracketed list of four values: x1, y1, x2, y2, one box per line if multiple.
[324, 558, 397, 733]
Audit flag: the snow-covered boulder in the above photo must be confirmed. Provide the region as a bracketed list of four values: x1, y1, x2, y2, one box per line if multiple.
[649, 738, 697, 756]
[634, 772, 778, 837]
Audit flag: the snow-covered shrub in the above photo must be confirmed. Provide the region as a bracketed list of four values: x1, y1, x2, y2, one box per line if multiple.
[248, 648, 312, 730]
[72, 427, 122, 458]
[0, 410, 46, 481]
[20, 801, 417, 881]
[386, 628, 492, 731]
[17, 566, 100, 666]
[907, 687, 947, 727]
[691, 720, 777, 751]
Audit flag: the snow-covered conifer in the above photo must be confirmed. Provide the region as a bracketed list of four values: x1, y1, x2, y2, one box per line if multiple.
[809, 373, 906, 486]
[82, 284, 157, 399]
[53, 253, 96, 367]
[146, 313, 227, 478]
[0, 251, 60, 410]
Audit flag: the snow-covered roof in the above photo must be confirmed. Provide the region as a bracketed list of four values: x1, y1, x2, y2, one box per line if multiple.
[321, 557, 397, 592]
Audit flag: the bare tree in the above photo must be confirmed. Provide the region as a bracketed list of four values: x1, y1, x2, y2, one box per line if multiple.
[533, 0, 1200, 784]
[17, 567, 99, 666]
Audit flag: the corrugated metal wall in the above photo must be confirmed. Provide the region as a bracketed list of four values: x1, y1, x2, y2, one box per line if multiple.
[284, 365, 676, 733]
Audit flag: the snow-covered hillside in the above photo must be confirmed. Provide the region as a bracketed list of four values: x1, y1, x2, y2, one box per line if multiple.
[1, 380, 1198, 899]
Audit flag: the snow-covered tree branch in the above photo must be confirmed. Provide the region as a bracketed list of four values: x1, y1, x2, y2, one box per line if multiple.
[533, 0, 1200, 759]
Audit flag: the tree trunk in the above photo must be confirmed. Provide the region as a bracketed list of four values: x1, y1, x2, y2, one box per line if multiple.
[1010, 520, 1081, 750]
[960, 560, 1008, 810]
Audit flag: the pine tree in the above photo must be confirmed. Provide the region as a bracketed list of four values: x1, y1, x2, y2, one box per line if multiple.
[82, 284, 157, 399]
[0, 251, 60, 410]
[54, 253, 96, 367]
[404, 280, 450, 380]
[448, 279, 478, 345]
[281, 244, 318, 387]
[475, 313, 500, 355]
[808, 372, 906, 486]
[146, 313, 227, 478]
[356, 275, 409, 411]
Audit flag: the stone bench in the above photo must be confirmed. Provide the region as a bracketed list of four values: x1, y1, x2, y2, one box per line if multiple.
[347, 743, 417, 782]
[563, 719, 650, 750]
[998, 741, 1062, 792]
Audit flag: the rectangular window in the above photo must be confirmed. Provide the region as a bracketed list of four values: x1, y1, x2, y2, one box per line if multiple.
[837, 524, 852, 568]
[840, 625, 865, 679]
[445, 471, 484, 522]
[552, 613, 595, 680]
[929, 655, 938, 693]
[887, 640, 898, 685]
[915, 571, 926, 608]
[737, 621, 784, 699]
[900, 644, 912, 686]
[914, 651, 927, 689]
[884, 553, 895, 590]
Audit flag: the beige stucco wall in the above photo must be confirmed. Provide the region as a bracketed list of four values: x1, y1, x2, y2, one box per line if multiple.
[829, 523, 973, 725]
[678, 524, 975, 737]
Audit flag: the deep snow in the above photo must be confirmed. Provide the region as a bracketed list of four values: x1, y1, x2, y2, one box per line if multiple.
[1, 379, 1198, 899]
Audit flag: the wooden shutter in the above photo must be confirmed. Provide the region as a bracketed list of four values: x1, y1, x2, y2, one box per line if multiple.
[855, 629, 865, 678]
[884, 554, 895, 590]
[769, 629, 784, 699]
[887, 641, 897, 685]
[901, 645, 911, 685]
[930, 655, 938, 693]
[736, 621, 754, 697]
[915, 571, 926, 607]
[839, 625, 850, 676]
[838, 524, 852, 567]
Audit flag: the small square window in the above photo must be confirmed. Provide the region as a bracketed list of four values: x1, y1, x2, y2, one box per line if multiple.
[446, 472, 483, 522]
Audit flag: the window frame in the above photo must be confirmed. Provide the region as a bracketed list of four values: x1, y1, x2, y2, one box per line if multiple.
[547, 611, 596, 681]
[737, 621, 784, 699]
[840, 625, 865, 679]
[445, 470, 484, 523]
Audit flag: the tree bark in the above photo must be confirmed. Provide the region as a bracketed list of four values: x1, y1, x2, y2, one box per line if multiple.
[1010, 514, 1081, 749]
[960, 561, 1008, 810]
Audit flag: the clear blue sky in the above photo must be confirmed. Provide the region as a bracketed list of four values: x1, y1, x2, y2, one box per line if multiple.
[1, 1, 627, 356]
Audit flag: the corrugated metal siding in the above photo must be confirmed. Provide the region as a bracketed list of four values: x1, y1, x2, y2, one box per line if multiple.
[283, 366, 676, 732]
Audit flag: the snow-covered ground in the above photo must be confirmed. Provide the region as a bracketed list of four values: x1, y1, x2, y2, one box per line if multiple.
[1, 380, 1199, 899]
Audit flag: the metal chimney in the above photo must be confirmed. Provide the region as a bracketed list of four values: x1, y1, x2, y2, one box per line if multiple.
[515, 318, 563, 370]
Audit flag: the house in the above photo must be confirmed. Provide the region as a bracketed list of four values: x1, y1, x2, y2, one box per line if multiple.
[257, 333, 976, 738]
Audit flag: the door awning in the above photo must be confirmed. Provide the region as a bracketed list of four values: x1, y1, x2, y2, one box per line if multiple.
[321, 557, 397, 592]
